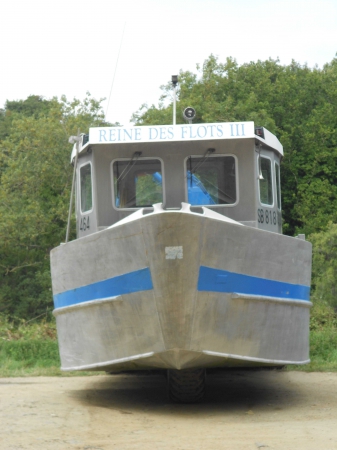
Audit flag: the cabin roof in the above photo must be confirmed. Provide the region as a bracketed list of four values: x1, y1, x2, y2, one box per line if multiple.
[71, 121, 283, 161]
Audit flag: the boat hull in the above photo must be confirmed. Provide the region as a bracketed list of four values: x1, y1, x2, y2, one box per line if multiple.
[51, 209, 312, 371]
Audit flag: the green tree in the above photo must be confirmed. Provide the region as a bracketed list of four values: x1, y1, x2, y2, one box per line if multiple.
[0, 94, 108, 319]
[310, 223, 337, 309]
[132, 54, 337, 236]
[0, 96, 56, 141]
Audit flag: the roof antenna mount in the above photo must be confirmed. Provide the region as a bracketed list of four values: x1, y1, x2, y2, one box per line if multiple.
[172, 75, 178, 125]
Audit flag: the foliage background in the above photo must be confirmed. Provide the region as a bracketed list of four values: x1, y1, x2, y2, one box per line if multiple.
[133, 55, 337, 237]
[0, 94, 109, 319]
[1, 55, 337, 321]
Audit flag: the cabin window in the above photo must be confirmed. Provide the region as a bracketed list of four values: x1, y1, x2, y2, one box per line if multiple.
[259, 157, 273, 205]
[80, 163, 93, 213]
[113, 159, 163, 208]
[275, 162, 281, 209]
[185, 155, 236, 205]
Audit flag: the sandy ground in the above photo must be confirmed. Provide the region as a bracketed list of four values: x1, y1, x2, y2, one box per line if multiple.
[0, 370, 337, 450]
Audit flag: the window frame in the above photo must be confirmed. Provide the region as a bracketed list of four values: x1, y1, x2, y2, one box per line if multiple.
[111, 156, 165, 211]
[258, 155, 274, 207]
[79, 161, 94, 214]
[274, 161, 281, 210]
[183, 154, 239, 207]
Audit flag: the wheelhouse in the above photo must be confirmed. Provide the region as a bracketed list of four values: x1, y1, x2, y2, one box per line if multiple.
[73, 121, 283, 238]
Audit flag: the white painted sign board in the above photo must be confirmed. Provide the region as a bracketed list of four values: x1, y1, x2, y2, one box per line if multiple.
[71, 122, 283, 161]
[89, 122, 255, 145]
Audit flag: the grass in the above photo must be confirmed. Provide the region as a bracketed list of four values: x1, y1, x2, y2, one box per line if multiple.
[0, 315, 104, 377]
[284, 299, 337, 372]
[0, 340, 105, 377]
[0, 302, 337, 377]
[287, 328, 337, 372]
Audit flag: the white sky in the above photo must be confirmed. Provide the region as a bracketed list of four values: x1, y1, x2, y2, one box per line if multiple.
[2, 0, 336, 126]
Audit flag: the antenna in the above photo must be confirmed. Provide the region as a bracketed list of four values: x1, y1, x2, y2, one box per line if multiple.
[105, 22, 126, 121]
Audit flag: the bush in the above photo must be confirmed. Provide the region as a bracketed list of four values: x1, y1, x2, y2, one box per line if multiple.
[0, 313, 57, 341]
[310, 300, 337, 331]
[310, 223, 337, 310]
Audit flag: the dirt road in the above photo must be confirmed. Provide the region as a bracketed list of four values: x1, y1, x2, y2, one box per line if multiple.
[1, 370, 336, 450]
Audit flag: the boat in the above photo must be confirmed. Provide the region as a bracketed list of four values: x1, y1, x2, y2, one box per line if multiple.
[51, 119, 312, 402]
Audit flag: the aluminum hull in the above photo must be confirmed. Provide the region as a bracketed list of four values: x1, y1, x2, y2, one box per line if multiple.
[51, 207, 312, 372]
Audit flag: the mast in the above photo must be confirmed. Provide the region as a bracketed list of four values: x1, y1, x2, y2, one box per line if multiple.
[171, 75, 178, 125]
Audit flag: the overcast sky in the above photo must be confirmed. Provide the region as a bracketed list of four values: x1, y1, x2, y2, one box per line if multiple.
[2, 0, 336, 126]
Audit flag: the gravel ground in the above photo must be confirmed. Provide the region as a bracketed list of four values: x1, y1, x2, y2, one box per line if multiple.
[0, 370, 337, 450]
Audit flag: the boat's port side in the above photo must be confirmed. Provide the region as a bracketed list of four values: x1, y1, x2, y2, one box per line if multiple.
[191, 292, 311, 366]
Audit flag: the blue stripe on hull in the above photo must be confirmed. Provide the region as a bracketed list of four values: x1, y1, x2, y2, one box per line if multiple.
[197, 266, 310, 301]
[53, 267, 153, 309]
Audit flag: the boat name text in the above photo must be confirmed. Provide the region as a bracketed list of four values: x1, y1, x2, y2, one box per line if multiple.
[89, 122, 255, 145]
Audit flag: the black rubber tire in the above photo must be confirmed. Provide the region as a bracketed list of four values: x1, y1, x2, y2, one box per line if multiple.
[167, 368, 206, 403]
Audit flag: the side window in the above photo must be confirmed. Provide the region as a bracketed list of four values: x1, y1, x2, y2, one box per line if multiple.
[275, 162, 281, 209]
[185, 155, 237, 205]
[80, 163, 93, 213]
[259, 157, 273, 205]
[113, 159, 163, 208]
